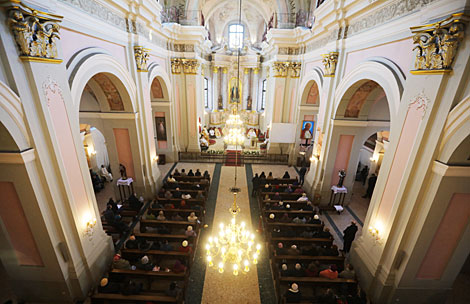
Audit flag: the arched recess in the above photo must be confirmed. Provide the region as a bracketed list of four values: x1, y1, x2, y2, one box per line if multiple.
[333, 57, 405, 124]
[148, 63, 176, 161]
[299, 67, 323, 106]
[0, 80, 30, 151]
[67, 48, 145, 211]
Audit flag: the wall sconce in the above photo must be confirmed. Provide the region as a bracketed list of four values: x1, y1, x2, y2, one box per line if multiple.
[84, 216, 97, 237]
[87, 146, 96, 156]
[370, 154, 379, 162]
[310, 154, 319, 162]
[153, 155, 159, 162]
[368, 222, 384, 244]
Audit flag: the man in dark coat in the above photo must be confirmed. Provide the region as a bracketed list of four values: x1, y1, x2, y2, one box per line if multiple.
[363, 174, 377, 198]
[251, 173, 259, 197]
[342, 221, 358, 253]
[298, 166, 307, 185]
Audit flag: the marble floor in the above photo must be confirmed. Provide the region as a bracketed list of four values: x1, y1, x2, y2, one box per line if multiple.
[201, 165, 261, 304]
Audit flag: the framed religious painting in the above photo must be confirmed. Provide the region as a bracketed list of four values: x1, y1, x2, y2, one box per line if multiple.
[155, 117, 167, 141]
[300, 121, 314, 139]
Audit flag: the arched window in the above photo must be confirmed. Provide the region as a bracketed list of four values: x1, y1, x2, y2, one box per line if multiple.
[229, 24, 244, 49]
[260, 79, 267, 110]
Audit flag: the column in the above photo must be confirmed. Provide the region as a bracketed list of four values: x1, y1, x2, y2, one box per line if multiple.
[242, 68, 250, 109]
[222, 67, 228, 109]
[252, 67, 259, 110]
[212, 66, 219, 110]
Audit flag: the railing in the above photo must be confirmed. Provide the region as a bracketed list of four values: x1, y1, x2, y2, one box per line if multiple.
[178, 151, 289, 164]
[161, 7, 202, 26]
[274, 10, 314, 29]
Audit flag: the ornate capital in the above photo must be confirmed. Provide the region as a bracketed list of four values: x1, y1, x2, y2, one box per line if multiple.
[2, 1, 63, 63]
[134, 46, 150, 72]
[410, 13, 467, 74]
[181, 59, 199, 74]
[322, 52, 339, 77]
[171, 58, 182, 74]
[273, 62, 290, 78]
[253, 68, 259, 75]
[222, 67, 228, 74]
[213, 66, 219, 73]
[290, 62, 302, 78]
[244, 68, 250, 75]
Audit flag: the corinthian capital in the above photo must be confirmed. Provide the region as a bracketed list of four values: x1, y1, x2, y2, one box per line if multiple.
[2, 0, 63, 63]
[321, 52, 339, 77]
[134, 46, 150, 72]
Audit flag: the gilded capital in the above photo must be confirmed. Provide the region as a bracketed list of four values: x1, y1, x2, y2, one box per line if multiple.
[213, 66, 219, 73]
[253, 68, 259, 74]
[273, 62, 289, 78]
[222, 67, 228, 74]
[171, 58, 182, 74]
[181, 58, 199, 74]
[244, 68, 250, 75]
[3, 1, 63, 63]
[134, 46, 150, 72]
[410, 13, 467, 74]
[322, 52, 339, 77]
[289, 62, 302, 78]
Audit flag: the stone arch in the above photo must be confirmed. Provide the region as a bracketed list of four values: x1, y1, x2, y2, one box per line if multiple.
[67, 48, 137, 117]
[333, 57, 405, 124]
[0, 80, 30, 150]
[438, 95, 470, 163]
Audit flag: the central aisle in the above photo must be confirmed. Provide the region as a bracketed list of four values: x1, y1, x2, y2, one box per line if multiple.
[201, 165, 261, 304]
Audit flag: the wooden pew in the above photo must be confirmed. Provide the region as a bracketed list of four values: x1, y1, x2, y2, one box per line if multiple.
[270, 237, 333, 246]
[255, 178, 298, 186]
[109, 268, 186, 279]
[273, 255, 345, 270]
[260, 192, 304, 200]
[174, 176, 210, 183]
[153, 198, 206, 209]
[91, 292, 178, 303]
[140, 219, 200, 233]
[279, 276, 356, 285]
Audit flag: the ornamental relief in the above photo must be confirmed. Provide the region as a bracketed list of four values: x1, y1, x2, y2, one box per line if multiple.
[411, 14, 466, 73]
[134, 46, 150, 71]
[273, 61, 301, 78]
[5, 1, 62, 61]
[171, 58, 199, 74]
[321, 52, 339, 77]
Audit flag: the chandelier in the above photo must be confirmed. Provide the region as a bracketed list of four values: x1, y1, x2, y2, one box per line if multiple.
[205, 192, 261, 275]
[224, 127, 245, 145]
[226, 114, 243, 127]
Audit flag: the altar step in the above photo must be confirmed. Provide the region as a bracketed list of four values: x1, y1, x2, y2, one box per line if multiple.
[225, 150, 243, 167]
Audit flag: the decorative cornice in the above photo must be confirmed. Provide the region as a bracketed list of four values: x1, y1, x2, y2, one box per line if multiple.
[410, 13, 467, 74]
[2, 1, 63, 62]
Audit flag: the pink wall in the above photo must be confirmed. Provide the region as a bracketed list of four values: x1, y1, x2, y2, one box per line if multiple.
[331, 135, 355, 186]
[289, 88, 295, 122]
[377, 102, 424, 222]
[304, 115, 315, 121]
[175, 83, 181, 137]
[149, 55, 167, 72]
[304, 60, 322, 74]
[187, 83, 196, 138]
[0, 182, 43, 266]
[46, 83, 89, 215]
[113, 128, 136, 179]
[344, 38, 413, 76]
[417, 193, 470, 279]
[61, 28, 127, 68]
[274, 86, 283, 122]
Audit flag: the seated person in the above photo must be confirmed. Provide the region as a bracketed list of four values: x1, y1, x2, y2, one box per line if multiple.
[280, 263, 291, 277]
[297, 193, 309, 201]
[263, 184, 272, 192]
[195, 169, 202, 176]
[273, 192, 282, 200]
[284, 185, 294, 193]
[203, 170, 210, 179]
[125, 234, 138, 249]
[325, 244, 339, 256]
[98, 278, 120, 294]
[182, 193, 192, 200]
[284, 283, 302, 303]
[287, 244, 300, 256]
[279, 212, 290, 223]
[200, 135, 209, 151]
[282, 171, 290, 179]
[172, 260, 187, 273]
[165, 189, 173, 199]
[160, 239, 174, 251]
[267, 172, 274, 180]
[180, 169, 187, 176]
[208, 128, 216, 138]
[185, 225, 197, 238]
[315, 227, 332, 239]
[120, 279, 143, 296]
[135, 255, 154, 271]
[319, 264, 339, 280]
[112, 254, 131, 270]
[178, 240, 192, 253]
[305, 261, 321, 277]
[137, 239, 154, 251]
[129, 193, 143, 210]
[293, 216, 306, 224]
[165, 281, 182, 297]
[292, 263, 305, 277]
[277, 242, 288, 255]
[156, 211, 166, 221]
[171, 212, 184, 221]
[173, 188, 182, 199]
[167, 175, 176, 182]
[151, 199, 164, 209]
[187, 169, 195, 176]
[196, 190, 205, 200]
[187, 212, 198, 223]
[173, 169, 181, 176]
[339, 264, 356, 279]
[293, 187, 304, 193]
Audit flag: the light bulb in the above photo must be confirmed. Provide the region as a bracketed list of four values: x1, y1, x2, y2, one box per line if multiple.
[233, 264, 239, 275]
[207, 256, 213, 266]
[218, 262, 224, 273]
[244, 260, 250, 272]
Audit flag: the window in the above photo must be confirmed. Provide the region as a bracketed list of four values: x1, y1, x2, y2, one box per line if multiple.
[260, 79, 267, 110]
[204, 77, 209, 108]
[228, 24, 244, 49]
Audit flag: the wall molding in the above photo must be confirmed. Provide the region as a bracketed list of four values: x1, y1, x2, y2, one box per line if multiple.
[0, 149, 35, 164]
[79, 112, 138, 120]
[432, 161, 470, 177]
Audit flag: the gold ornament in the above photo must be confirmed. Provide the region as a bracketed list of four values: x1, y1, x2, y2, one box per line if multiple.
[181, 59, 198, 74]
[410, 13, 467, 74]
[4, 1, 63, 63]
[273, 62, 289, 78]
[134, 46, 150, 72]
[171, 58, 182, 74]
[321, 52, 339, 77]
[290, 62, 302, 78]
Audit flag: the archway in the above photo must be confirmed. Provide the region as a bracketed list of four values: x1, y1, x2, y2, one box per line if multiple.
[148, 63, 175, 162]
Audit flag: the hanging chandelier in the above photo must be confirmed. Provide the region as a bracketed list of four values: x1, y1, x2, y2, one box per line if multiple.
[205, 192, 261, 275]
[206, 0, 261, 276]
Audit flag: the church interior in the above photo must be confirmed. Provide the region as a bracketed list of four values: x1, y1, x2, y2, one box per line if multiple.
[0, 0, 469, 303]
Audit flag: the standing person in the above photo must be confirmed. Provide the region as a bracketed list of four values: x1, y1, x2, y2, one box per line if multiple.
[298, 166, 307, 185]
[251, 173, 259, 197]
[342, 221, 358, 253]
[363, 174, 377, 198]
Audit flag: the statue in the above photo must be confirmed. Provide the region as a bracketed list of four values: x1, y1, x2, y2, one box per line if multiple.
[337, 169, 346, 188]
[246, 95, 252, 111]
[230, 84, 239, 102]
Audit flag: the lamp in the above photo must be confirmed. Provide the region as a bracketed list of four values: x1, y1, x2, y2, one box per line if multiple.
[84, 214, 97, 236]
